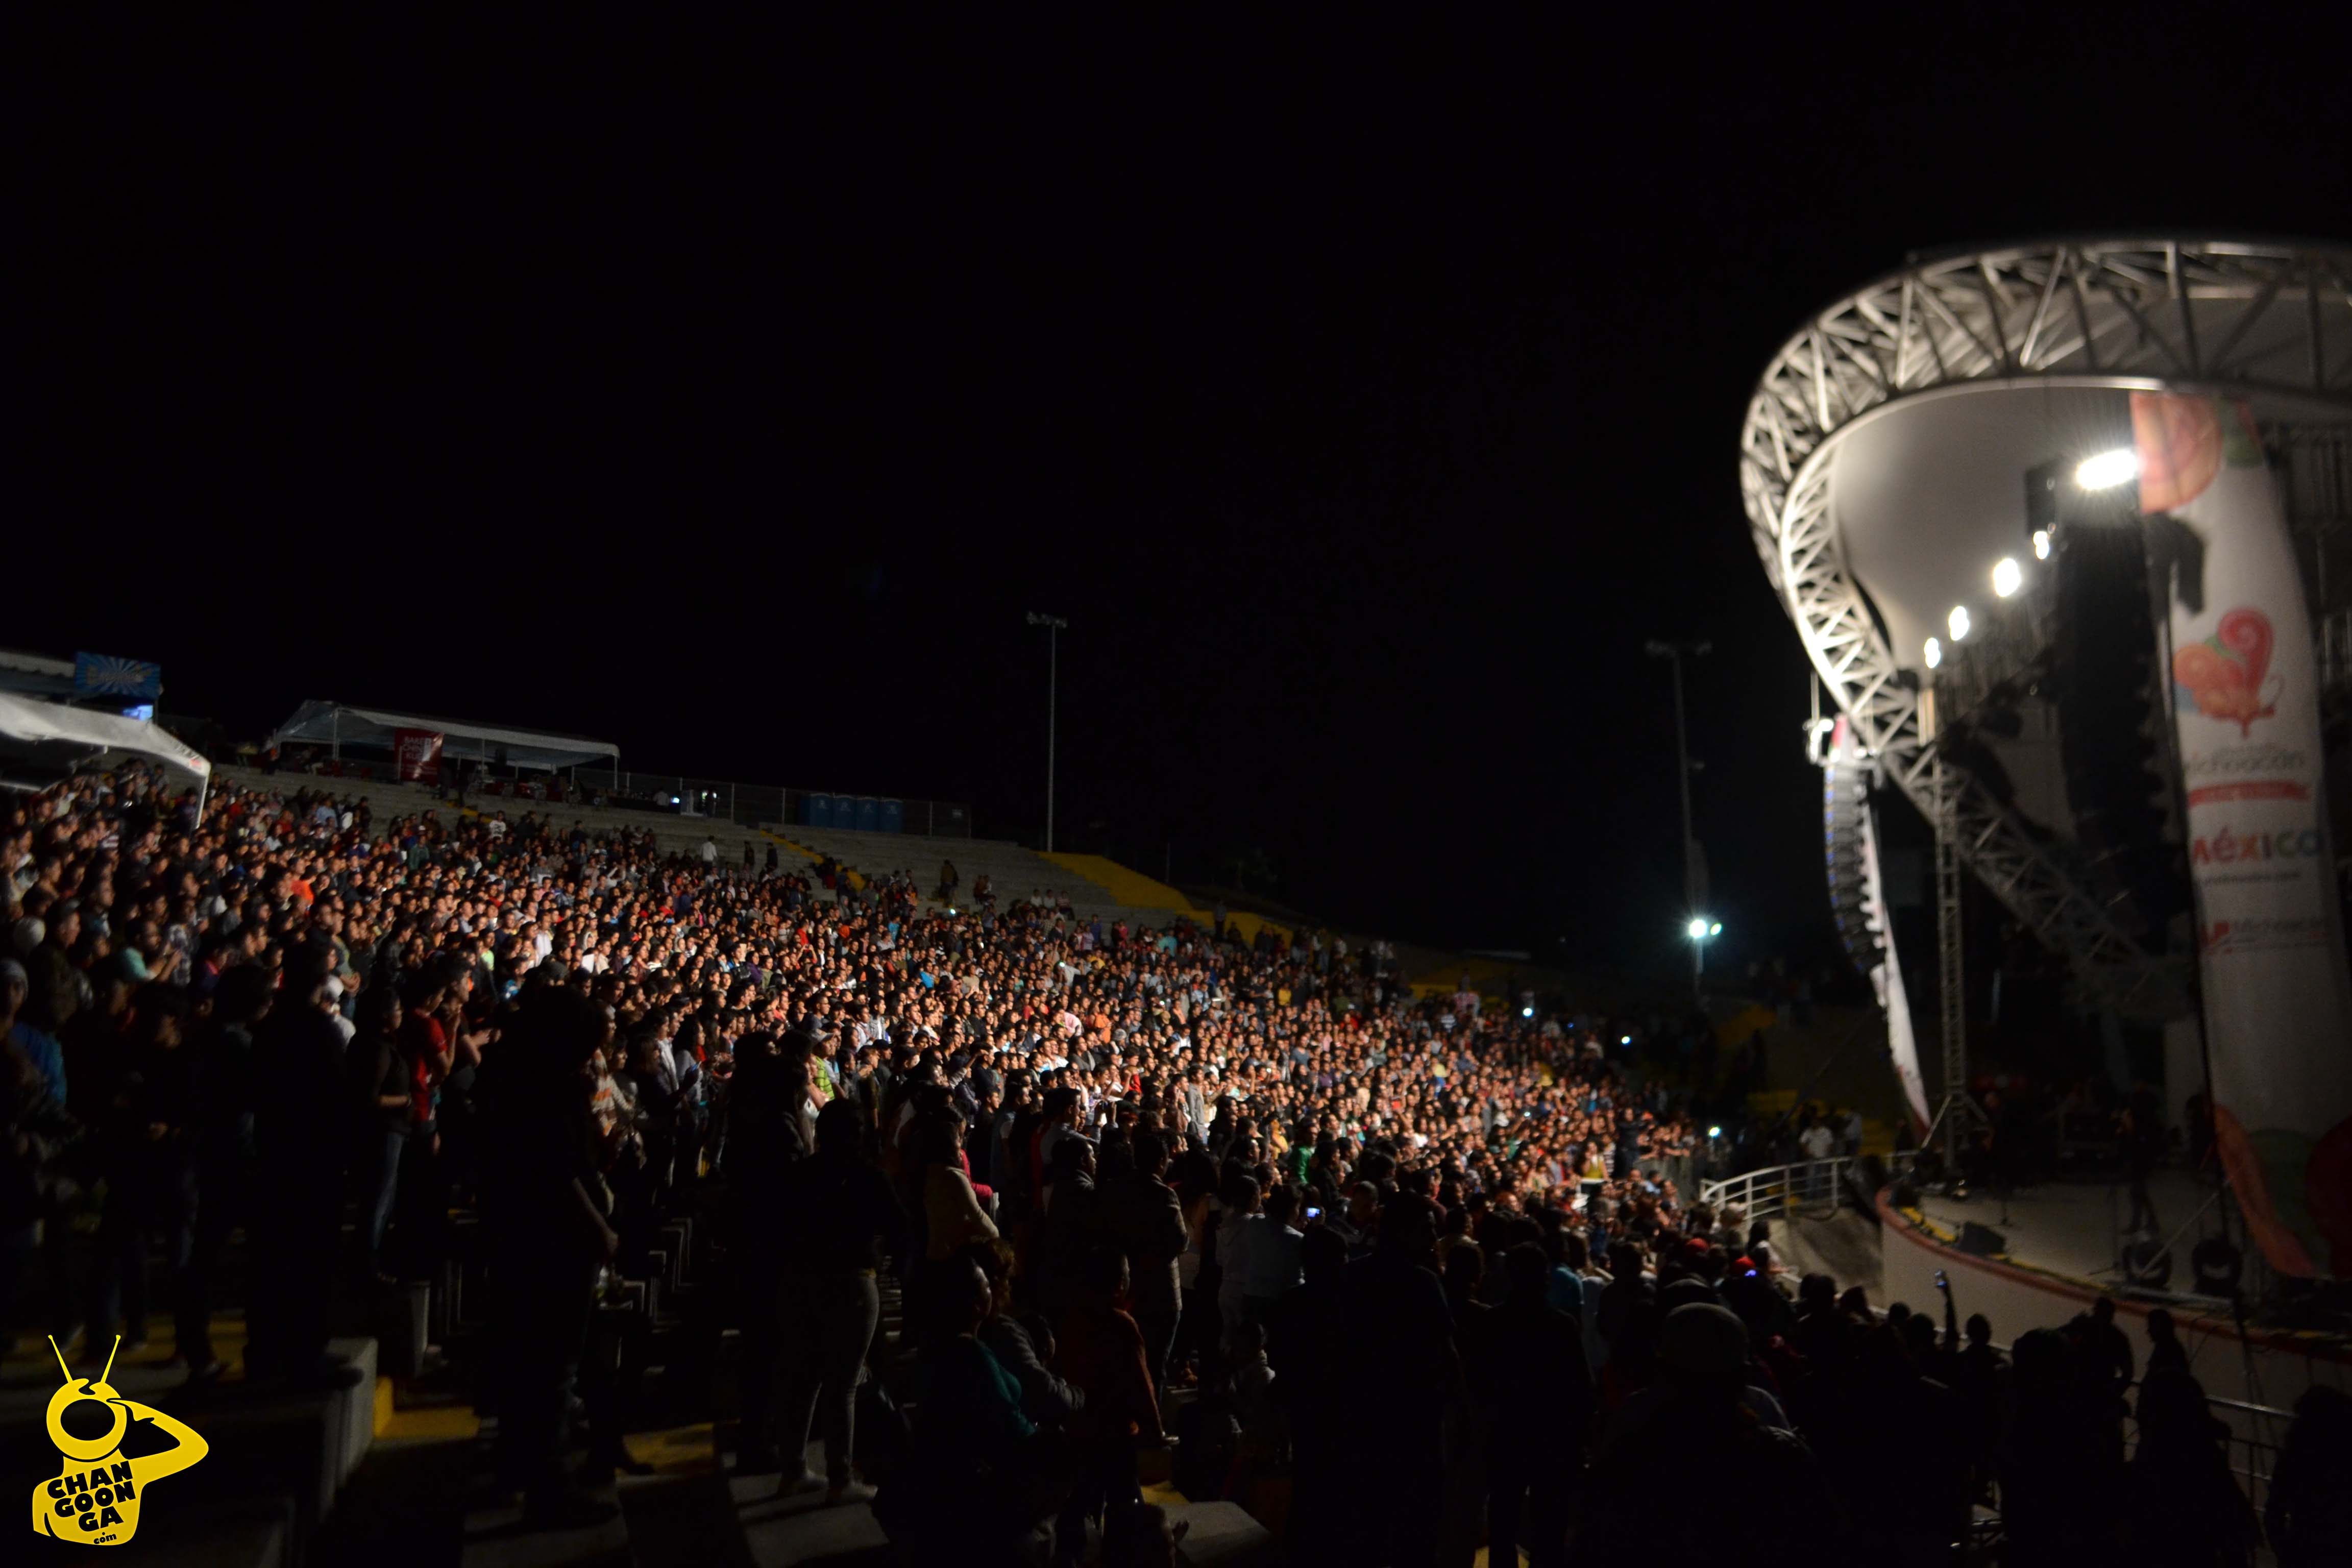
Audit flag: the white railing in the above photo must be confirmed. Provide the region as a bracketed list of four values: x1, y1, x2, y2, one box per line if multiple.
[1700, 1152, 1915, 1222]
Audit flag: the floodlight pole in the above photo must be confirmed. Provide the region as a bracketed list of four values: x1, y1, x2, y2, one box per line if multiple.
[1027, 614, 1068, 852]
[1647, 638, 1711, 997]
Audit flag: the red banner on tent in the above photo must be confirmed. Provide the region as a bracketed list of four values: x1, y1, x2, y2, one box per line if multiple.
[393, 728, 444, 784]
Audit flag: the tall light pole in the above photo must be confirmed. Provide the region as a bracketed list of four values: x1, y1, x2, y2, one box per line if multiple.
[1026, 613, 1067, 851]
[1647, 638, 1712, 997]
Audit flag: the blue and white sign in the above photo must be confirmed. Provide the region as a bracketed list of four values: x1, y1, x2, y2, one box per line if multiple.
[74, 652, 162, 701]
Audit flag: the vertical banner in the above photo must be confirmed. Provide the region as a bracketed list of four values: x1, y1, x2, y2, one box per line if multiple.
[2138, 393, 2352, 1278]
[393, 728, 445, 784]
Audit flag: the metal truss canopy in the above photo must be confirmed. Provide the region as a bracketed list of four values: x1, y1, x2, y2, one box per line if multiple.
[1739, 238, 2352, 1021]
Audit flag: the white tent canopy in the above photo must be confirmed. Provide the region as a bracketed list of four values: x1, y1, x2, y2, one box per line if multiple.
[272, 700, 620, 772]
[0, 688, 213, 785]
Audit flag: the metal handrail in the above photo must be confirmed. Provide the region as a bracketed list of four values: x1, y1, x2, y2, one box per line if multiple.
[1699, 1151, 1916, 1223]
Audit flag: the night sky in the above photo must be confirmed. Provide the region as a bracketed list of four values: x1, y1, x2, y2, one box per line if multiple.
[18, 13, 2351, 976]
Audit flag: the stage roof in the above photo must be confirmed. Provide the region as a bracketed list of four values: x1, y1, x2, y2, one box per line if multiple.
[272, 700, 620, 772]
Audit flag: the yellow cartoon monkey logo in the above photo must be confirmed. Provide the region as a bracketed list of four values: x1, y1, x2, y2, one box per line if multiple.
[30, 1338, 208, 1547]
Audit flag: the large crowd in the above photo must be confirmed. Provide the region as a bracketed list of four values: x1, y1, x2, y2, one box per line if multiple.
[5, 762, 2347, 1566]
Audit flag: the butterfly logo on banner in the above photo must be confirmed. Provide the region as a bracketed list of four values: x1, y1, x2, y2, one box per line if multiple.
[2173, 608, 2278, 737]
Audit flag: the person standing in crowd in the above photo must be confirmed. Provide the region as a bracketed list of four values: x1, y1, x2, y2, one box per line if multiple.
[84, 982, 192, 1354]
[1482, 1242, 1591, 1567]
[177, 963, 270, 1383]
[1109, 1129, 1187, 1396]
[1054, 1245, 1166, 1568]
[475, 985, 619, 1528]
[2122, 1370, 2259, 1568]
[1332, 1193, 1458, 1567]
[770, 1097, 905, 1505]
[727, 1035, 812, 1473]
[348, 984, 411, 1284]
[248, 944, 363, 1389]
[2267, 1385, 2352, 1566]
[880, 1254, 1056, 1567]
[1582, 1303, 1833, 1566]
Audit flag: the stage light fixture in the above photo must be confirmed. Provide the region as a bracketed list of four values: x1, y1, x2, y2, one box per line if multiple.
[1707, 1125, 1722, 1139]
[1923, 636, 1942, 669]
[2075, 448, 2138, 489]
[1687, 917, 1709, 939]
[1619, 1035, 1631, 1045]
[2032, 529, 2051, 560]
[1992, 557, 2022, 598]
[1948, 605, 1972, 641]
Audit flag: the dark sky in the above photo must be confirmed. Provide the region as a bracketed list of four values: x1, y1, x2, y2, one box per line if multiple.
[18, 12, 2352, 975]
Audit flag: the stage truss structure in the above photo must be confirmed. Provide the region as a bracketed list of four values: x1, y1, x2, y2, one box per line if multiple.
[1741, 238, 2352, 1022]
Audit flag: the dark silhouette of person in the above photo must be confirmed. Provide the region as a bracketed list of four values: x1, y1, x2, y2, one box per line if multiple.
[176, 964, 270, 1383]
[475, 986, 620, 1528]
[1998, 1328, 2123, 1566]
[1482, 1242, 1592, 1567]
[1581, 1302, 1835, 1567]
[2266, 1385, 2352, 1566]
[1267, 1224, 1350, 1566]
[247, 945, 361, 1389]
[2122, 1370, 2258, 1568]
[724, 1034, 810, 1473]
[1107, 1130, 1187, 1395]
[769, 1097, 905, 1503]
[1334, 1193, 1459, 1567]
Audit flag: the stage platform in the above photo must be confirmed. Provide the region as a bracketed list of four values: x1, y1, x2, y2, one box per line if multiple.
[1912, 1168, 2218, 1291]
[1878, 1172, 2351, 1414]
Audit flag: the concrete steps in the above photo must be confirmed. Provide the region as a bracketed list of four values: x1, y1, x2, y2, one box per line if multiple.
[767, 823, 1188, 927]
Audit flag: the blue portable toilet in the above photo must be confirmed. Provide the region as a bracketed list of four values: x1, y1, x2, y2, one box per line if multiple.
[855, 796, 881, 833]
[879, 799, 904, 835]
[803, 793, 832, 828]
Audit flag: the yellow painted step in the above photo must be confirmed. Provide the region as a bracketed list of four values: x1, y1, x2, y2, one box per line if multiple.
[758, 828, 862, 889]
[1036, 851, 1200, 914]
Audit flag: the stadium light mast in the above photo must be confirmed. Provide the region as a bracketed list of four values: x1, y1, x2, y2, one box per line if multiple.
[1647, 638, 1712, 997]
[1026, 613, 1068, 852]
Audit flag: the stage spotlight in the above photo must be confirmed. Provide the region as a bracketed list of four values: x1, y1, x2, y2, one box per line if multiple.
[1992, 557, 2023, 598]
[2075, 448, 2138, 489]
[2032, 529, 2051, 560]
[1687, 917, 1709, 939]
[1948, 605, 1972, 641]
[1923, 636, 1942, 669]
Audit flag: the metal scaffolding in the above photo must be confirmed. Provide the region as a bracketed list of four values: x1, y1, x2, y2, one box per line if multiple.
[1927, 742, 1982, 1166]
[1737, 238, 2352, 1022]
